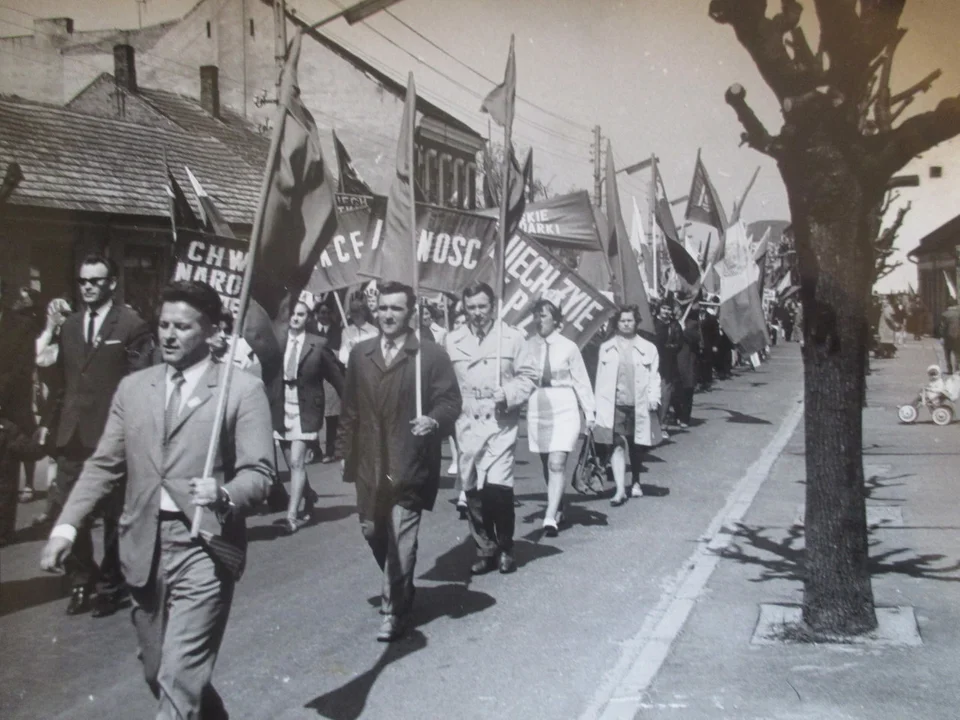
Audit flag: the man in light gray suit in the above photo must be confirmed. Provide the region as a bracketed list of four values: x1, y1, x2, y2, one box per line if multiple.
[41, 281, 275, 720]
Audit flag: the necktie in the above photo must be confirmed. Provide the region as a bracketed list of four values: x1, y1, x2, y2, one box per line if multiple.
[165, 371, 185, 444]
[86, 310, 98, 347]
[384, 339, 396, 366]
[541, 342, 552, 387]
[285, 338, 299, 381]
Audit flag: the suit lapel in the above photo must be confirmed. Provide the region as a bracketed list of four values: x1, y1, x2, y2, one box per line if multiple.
[365, 338, 387, 374]
[298, 335, 317, 371]
[148, 365, 167, 475]
[168, 362, 219, 441]
[81, 305, 120, 371]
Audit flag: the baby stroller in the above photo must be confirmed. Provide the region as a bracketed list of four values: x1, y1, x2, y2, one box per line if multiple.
[898, 365, 960, 426]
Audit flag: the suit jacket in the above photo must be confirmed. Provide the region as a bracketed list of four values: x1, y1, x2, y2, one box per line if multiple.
[337, 334, 461, 522]
[56, 362, 275, 585]
[54, 304, 154, 449]
[314, 323, 343, 353]
[0, 309, 35, 431]
[268, 333, 345, 434]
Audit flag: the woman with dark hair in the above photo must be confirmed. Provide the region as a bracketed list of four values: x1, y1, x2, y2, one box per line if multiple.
[523, 290, 595, 536]
[593, 305, 661, 505]
[339, 294, 379, 367]
[269, 301, 344, 533]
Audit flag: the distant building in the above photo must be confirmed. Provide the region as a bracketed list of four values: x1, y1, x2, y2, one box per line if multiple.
[0, 0, 485, 206]
[907, 215, 959, 334]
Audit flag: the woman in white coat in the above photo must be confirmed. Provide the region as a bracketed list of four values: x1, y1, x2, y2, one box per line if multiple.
[594, 306, 661, 505]
[525, 291, 596, 536]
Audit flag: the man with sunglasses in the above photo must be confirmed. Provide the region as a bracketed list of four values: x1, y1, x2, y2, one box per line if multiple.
[43, 253, 153, 616]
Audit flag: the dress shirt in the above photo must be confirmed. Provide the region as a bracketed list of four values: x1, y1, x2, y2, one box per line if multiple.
[284, 331, 306, 380]
[381, 332, 408, 364]
[317, 324, 330, 336]
[84, 299, 113, 344]
[614, 338, 636, 406]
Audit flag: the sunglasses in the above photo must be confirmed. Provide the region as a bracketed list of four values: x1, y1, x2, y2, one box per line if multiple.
[77, 277, 111, 286]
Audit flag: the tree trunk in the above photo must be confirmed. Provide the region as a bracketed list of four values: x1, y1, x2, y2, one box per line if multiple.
[781, 128, 879, 636]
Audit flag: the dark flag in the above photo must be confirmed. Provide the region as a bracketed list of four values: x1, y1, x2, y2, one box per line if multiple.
[658, 196, 701, 288]
[332, 129, 374, 197]
[249, 30, 338, 379]
[165, 165, 201, 232]
[684, 149, 728, 233]
[605, 141, 654, 334]
[480, 34, 516, 128]
[186, 166, 235, 238]
[505, 147, 531, 241]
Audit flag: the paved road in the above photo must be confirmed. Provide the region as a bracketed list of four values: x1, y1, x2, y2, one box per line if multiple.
[1, 342, 803, 720]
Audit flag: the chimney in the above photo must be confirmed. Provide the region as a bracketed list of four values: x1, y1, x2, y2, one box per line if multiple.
[113, 44, 137, 93]
[33, 18, 73, 49]
[200, 66, 221, 119]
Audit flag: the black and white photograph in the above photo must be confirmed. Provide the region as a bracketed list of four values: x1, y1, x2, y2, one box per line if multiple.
[1, 1, 959, 718]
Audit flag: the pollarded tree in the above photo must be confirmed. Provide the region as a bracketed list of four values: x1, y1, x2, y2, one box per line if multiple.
[710, 0, 960, 635]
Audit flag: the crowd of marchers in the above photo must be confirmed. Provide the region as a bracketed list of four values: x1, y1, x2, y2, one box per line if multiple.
[0, 260, 790, 719]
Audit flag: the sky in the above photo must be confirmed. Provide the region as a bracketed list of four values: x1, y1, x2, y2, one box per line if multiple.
[2, 0, 959, 291]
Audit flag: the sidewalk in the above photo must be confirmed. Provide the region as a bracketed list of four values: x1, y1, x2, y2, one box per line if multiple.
[633, 338, 960, 719]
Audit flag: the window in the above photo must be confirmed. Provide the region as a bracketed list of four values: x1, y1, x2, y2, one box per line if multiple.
[206, 21, 211, 38]
[250, 19, 255, 37]
[930, 166, 943, 178]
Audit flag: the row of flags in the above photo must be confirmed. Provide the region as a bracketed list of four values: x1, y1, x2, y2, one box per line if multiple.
[165, 29, 784, 395]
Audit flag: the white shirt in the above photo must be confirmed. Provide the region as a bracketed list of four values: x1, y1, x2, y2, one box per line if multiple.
[339, 322, 378, 365]
[284, 331, 306, 379]
[84, 299, 113, 343]
[380, 333, 407, 364]
[159, 357, 212, 511]
[51, 356, 213, 540]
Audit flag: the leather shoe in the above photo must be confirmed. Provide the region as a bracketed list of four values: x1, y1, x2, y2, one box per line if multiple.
[91, 592, 126, 618]
[470, 557, 498, 575]
[66, 586, 92, 616]
[376, 614, 406, 642]
[498, 553, 516, 574]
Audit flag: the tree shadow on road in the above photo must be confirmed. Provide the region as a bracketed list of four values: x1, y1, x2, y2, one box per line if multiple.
[0, 574, 69, 617]
[715, 523, 960, 584]
[703, 406, 773, 425]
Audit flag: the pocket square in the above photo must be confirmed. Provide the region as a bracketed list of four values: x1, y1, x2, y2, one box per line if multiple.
[186, 396, 203, 409]
[103, 339, 122, 345]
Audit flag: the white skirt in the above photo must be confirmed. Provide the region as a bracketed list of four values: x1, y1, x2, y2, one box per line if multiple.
[273, 384, 318, 442]
[527, 386, 582, 454]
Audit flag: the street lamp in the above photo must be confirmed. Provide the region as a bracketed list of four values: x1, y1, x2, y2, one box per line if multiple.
[310, 0, 408, 29]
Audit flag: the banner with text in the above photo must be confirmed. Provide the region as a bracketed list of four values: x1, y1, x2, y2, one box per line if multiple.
[357, 197, 500, 295]
[471, 231, 617, 348]
[172, 229, 248, 316]
[477, 190, 601, 252]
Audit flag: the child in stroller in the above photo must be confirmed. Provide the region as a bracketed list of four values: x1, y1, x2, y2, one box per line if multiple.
[898, 364, 959, 426]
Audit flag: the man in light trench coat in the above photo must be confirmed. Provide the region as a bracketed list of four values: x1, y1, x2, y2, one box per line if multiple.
[445, 282, 538, 575]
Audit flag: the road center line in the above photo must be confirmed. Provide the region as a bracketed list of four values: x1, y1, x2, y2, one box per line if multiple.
[581, 393, 805, 720]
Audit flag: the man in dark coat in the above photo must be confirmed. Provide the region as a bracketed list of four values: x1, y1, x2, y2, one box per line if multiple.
[46, 254, 154, 616]
[0, 279, 37, 545]
[673, 307, 701, 428]
[337, 281, 461, 642]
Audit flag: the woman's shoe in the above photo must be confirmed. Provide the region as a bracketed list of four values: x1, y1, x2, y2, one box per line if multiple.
[542, 517, 559, 537]
[610, 495, 627, 507]
[456, 502, 468, 520]
[630, 483, 644, 498]
[283, 517, 300, 534]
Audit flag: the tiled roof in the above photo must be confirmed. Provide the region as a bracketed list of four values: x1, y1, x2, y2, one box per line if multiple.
[136, 87, 270, 168]
[0, 97, 261, 224]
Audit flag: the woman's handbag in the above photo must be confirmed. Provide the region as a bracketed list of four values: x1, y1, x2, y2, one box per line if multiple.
[572, 431, 606, 495]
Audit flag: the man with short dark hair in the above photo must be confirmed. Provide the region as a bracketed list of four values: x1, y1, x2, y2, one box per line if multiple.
[338, 281, 461, 641]
[939, 299, 960, 374]
[43, 253, 154, 616]
[42, 280, 274, 719]
[444, 282, 538, 575]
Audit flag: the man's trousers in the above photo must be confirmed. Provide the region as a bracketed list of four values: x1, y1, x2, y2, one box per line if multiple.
[360, 503, 422, 618]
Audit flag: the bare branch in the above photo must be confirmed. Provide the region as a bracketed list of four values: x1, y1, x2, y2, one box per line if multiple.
[710, 0, 823, 99]
[725, 84, 779, 157]
[890, 69, 942, 105]
[872, 95, 960, 179]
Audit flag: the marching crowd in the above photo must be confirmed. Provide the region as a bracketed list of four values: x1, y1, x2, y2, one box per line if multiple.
[0, 256, 781, 718]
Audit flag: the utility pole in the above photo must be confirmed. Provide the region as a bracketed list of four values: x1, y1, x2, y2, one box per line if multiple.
[274, 0, 288, 91]
[592, 125, 603, 206]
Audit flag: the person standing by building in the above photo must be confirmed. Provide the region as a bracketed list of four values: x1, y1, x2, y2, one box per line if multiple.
[523, 291, 595, 537]
[444, 282, 538, 575]
[44, 254, 154, 617]
[314, 300, 344, 463]
[593, 306, 661, 504]
[269, 300, 343, 533]
[41, 280, 274, 719]
[338, 281, 461, 641]
[939, 298, 960, 374]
